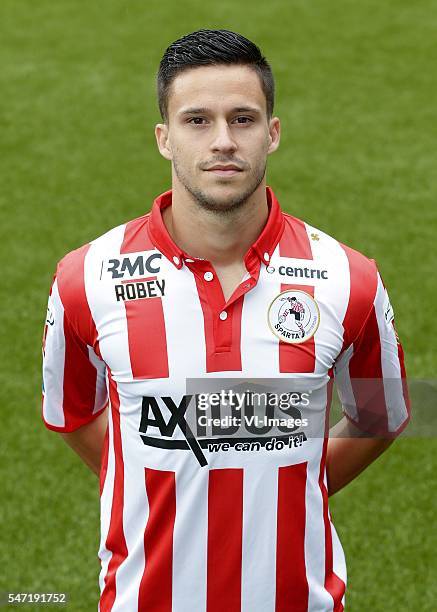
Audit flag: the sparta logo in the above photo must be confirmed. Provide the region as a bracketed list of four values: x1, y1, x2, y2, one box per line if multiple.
[268, 290, 320, 344]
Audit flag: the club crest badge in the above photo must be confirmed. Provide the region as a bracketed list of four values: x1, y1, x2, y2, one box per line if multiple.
[268, 290, 320, 344]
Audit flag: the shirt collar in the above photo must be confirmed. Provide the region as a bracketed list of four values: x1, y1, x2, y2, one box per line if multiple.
[147, 186, 285, 269]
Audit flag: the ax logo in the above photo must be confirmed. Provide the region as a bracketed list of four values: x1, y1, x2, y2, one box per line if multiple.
[139, 392, 307, 467]
[140, 395, 208, 466]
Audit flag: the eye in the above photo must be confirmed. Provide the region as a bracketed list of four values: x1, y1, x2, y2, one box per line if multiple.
[233, 116, 253, 124]
[187, 117, 207, 125]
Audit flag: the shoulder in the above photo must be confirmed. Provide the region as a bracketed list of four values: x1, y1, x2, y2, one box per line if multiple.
[54, 212, 151, 340]
[56, 222, 122, 288]
[281, 211, 379, 286]
[280, 213, 380, 345]
[57, 212, 152, 281]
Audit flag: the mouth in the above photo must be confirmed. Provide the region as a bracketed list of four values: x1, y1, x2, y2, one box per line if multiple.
[205, 165, 243, 177]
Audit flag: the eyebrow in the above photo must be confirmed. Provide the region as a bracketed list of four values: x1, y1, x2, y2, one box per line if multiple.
[178, 106, 262, 116]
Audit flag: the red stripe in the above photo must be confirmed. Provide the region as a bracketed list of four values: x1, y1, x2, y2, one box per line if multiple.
[341, 250, 410, 436]
[124, 298, 169, 378]
[56, 244, 106, 429]
[120, 215, 154, 252]
[279, 284, 316, 373]
[348, 306, 389, 435]
[319, 431, 346, 610]
[120, 219, 169, 379]
[325, 573, 345, 612]
[340, 246, 404, 435]
[62, 312, 98, 430]
[326, 371, 334, 438]
[100, 425, 109, 497]
[57, 244, 100, 351]
[207, 469, 243, 612]
[349, 306, 383, 380]
[278, 216, 315, 373]
[121, 275, 156, 284]
[339, 244, 378, 352]
[193, 274, 243, 373]
[279, 215, 313, 260]
[275, 462, 309, 612]
[99, 374, 128, 612]
[138, 468, 176, 611]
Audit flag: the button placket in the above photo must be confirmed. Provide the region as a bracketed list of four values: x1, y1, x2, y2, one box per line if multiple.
[187, 258, 253, 351]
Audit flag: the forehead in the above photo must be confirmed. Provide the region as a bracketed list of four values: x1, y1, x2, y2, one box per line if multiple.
[168, 64, 267, 116]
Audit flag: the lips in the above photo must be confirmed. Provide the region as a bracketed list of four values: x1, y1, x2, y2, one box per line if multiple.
[205, 165, 243, 176]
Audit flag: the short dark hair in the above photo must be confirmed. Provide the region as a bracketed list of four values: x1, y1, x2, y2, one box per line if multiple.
[157, 29, 275, 123]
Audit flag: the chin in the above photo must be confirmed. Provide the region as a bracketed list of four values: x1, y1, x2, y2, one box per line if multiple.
[204, 187, 242, 203]
[192, 186, 250, 214]
[214, 184, 243, 197]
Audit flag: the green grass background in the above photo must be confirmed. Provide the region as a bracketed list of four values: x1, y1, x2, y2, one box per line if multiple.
[1, 0, 436, 610]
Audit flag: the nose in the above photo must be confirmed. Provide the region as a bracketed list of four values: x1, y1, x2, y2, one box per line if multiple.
[210, 119, 237, 154]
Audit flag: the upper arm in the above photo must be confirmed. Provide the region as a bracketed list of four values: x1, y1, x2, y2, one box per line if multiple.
[41, 271, 108, 433]
[334, 266, 410, 438]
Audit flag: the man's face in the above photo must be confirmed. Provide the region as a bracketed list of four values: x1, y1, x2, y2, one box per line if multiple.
[155, 64, 280, 213]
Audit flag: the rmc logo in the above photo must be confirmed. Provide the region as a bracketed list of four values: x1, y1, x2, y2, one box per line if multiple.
[105, 253, 162, 279]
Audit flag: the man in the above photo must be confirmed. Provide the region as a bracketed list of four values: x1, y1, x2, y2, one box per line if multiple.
[41, 29, 410, 611]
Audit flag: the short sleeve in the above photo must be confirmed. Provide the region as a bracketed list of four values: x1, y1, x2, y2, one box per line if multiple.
[41, 275, 108, 432]
[334, 270, 410, 437]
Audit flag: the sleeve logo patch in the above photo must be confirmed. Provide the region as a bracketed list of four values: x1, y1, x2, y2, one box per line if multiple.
[267, 290, 320, 344]
[46, 303, 55, 326]
[383, 294, 395, 325]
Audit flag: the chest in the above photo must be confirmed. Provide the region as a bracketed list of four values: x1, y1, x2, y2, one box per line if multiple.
[86, 249, 350, 384]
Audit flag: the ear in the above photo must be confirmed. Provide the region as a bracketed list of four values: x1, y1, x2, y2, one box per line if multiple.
[267, 117, 281, 155]
[155, 123, 172, 161]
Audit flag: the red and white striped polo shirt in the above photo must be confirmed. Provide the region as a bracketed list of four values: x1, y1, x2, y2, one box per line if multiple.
[41, 186, 410, 612]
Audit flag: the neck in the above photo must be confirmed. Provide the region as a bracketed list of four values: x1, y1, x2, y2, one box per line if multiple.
[162, 180, 269, 266]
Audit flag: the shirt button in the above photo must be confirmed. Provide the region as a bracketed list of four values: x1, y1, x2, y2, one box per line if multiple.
[219, 311, 228, 321]
[204, 271, 214, 281]
[173, 256, 180, 266]
[263, 252, 270, 262]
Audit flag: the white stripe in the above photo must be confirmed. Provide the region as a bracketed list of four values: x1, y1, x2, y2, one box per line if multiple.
[172, 462, 208, 612]
[304, 224, 351, 375]
[334, 344, 358, 421]
[305, 446, 335, 609]
[42, 280, 66, 428]
[160, 258, 207, 381]
[240, 244, 281, 376]
[111, 400, 150, 612]
[87, 345, 109, 414]
[241, 464, 277, 612]
[98, 398, 116, 605]
[374, 274, 409, 431]
[85, 225, 134, 382]
[331, 520, 347, 598]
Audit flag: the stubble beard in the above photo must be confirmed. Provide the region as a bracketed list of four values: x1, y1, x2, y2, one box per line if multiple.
[172, 157, 267, 216]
